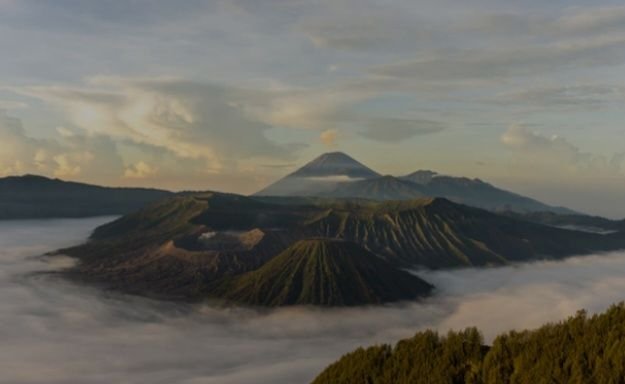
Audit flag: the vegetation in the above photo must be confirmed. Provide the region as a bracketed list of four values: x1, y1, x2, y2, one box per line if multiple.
[312, 303, 625, 384]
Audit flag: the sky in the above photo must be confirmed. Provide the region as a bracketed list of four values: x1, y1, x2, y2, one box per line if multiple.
[0, 0, 624, 216]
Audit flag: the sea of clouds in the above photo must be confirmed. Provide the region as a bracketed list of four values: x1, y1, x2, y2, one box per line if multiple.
[2, 217, 625, 384]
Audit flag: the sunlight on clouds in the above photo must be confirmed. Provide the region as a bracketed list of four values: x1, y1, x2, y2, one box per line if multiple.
[319, 129, 338, 147]
[52, 153, 83, 177]
[124, 161, 158, 179]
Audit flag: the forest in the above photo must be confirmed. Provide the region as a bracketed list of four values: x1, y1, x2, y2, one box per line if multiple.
[312, 303, 625, 384]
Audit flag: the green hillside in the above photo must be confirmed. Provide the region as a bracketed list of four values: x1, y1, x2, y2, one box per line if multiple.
[216, 239, 432, 306]
[312, 303, 625, 384]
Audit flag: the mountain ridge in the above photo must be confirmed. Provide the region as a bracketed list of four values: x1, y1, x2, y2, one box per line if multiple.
[254, 152, 576, 214]
[59, 192, 625, 305]
[0, 174, 173, 219]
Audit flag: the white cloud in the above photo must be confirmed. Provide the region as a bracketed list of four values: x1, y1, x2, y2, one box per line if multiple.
[16, 78, 302, 171]
[4, 219, 625, 383]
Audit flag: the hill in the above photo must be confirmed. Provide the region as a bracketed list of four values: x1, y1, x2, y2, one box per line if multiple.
[59, 192, 625, 304]
[312, 303, 625, 383]
[0, 174, 172, 219]
[216, 239, 432, 306]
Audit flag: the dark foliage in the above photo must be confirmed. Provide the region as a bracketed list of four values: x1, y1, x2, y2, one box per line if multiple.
[313, 303, 625, 384]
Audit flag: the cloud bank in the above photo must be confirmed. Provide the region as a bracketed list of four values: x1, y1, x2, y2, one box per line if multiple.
[3, 218, 625, 383]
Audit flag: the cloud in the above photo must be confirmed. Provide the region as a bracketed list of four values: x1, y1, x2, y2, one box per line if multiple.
[319, 129, 338, 147]
[124, 161, 158, 179]
[359, 118, 445, 143]
[493, 84, 625, 108]
[16, 78, 303, 169]
[4, 219, 625, 383]
[557, 6, 625, 35]
[501, 125, 625, 175]
[370, 34, 625, 82]
[0, 111, 123, 180]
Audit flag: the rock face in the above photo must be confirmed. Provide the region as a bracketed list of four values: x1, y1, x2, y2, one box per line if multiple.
[217, 239, 433, 306]
[60, 192, 625, 306]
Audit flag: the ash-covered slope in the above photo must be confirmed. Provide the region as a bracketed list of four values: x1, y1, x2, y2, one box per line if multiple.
[217, 239, 432, 306]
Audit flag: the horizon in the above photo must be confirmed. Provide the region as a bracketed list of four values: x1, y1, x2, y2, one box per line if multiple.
[1, 1, 624, 217]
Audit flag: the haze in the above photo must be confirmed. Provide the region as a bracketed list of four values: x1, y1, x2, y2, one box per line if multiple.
[1, 1, 625, 217]
[3, 218, 625, 384]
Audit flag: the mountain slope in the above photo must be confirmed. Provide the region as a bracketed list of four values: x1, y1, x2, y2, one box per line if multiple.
[304, 198, 625, 268]
[324, 175, 425, 200]
[217, 239, 432, 306]
[254, 152, 380, 197]
[0, 175, 172, 219]
[61, 193, 625, 304]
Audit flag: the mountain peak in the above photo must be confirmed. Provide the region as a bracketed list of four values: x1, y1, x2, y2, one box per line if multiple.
[254, 152, 380, 196]
[291, 152, 380, 179]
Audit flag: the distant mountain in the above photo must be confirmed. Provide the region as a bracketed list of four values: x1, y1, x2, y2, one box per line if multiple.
[254, 152, 380, 197]
[61, 192, 625, 305]
[400, 171, 575, 214]
[0, 174, 172, 219]
[216, 239, 432, 306]
[255, 153, 574, 214]
[322, 172, 573, 214]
